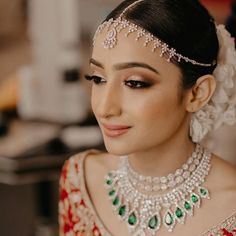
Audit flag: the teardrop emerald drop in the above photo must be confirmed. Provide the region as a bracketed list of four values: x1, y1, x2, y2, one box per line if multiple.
[200, 187, 208, 196]
[128, 212, 137, 226]
[191, 194, 199, 204]
[148, 215, 158, 229]
[165, 212, 174, 225]
[112, 196, 120, 206]
[106, 179, 113, 186]
[175, 207, 184, 218]
[109, 189, 116, 197]
[184, 201, 191, 210]
[118, 205, 126, 217]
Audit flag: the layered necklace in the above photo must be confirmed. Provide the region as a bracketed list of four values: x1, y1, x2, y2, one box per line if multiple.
[104, 144, 212, 235]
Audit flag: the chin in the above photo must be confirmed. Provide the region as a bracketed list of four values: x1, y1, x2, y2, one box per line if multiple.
[103, 138, 136, 156]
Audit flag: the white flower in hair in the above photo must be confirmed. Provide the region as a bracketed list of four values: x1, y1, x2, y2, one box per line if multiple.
[212, 85, 229, 104]
[223, 104, 236, 125]
[214, 64, 235, 89]
[217, 25, 236, 64]
[190, 117, 209, 143]
[190, 25, 236, 143]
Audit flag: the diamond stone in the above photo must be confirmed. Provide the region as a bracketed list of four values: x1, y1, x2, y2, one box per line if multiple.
[175, 176, 184, 184]
[160, 177, 167, 183]
[194, 159, 200, 165]
[152, 185, 160, 191]
[183, 171, 190, 179]
[168, 180, 176, 188]
[175, 169, 183, 176]
[168, 174, 174, 180]
[189, 164, 196, 172]
[161, 184, 167, 190]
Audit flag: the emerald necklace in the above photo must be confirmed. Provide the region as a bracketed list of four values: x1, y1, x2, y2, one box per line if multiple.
[104, 144, 211, 235]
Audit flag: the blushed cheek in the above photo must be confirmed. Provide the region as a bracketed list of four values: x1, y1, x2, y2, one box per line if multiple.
[134, 97, 166, 117]
[134, 96, 180, 129]
[91, 90, 98, 117]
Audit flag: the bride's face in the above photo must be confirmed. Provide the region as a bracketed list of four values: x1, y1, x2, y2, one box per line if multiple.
[90, 29, 190, 155]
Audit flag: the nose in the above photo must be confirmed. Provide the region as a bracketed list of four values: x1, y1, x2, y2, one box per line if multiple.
[93, 82, 122, 119]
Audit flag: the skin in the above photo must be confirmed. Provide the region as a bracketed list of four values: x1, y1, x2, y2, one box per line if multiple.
[90, 29, 215, 176]
[83, 28, 236, 236]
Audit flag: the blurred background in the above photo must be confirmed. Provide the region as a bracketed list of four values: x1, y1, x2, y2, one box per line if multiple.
[0, 0, 235, 235]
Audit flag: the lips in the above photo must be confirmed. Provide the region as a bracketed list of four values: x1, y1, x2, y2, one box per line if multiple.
[101, 123, 131, 137]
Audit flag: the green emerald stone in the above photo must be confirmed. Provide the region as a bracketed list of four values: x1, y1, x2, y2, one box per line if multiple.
[148, 215, 158, 229]
[184, 201, 191, 210]
[200, 188, 208, 196]
[109, 189, 116, 197]
[128, 212, 137, 226]
[112, 197, 120, 206]
[165, 212, 174, 226]
[175, 207, 183, 218]
[118, 205, 126, 217]
[106, 179, 113, 185]
[191, 194, 199, 204]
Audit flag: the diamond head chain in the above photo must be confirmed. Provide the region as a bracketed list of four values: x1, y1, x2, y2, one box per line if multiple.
[93, 0, 215, 67]
[104, 144, 211, 235]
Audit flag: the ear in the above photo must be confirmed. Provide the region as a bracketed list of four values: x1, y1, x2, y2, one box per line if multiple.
[185, 75, 216, 112]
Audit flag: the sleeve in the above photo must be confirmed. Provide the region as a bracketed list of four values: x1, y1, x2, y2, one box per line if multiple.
[59, 158, 87, 236]
[58, 154, 102, 236]
[59, 160, 77, 236]
[201, 212, 236, 236]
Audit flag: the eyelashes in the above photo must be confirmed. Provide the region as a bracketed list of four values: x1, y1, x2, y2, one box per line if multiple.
[125, 80, 151, 89]
[84, 74, 151, 89]
[84, 75, 105, 84]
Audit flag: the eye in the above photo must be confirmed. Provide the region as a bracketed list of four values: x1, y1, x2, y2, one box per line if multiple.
[124, 80, 151, 89]
[84, 75, 106, 85]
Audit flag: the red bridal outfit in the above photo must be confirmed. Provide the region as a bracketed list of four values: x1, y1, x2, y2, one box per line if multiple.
[59, 150, 236, 236]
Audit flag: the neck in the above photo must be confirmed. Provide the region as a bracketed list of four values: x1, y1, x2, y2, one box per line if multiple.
[128, 135, 195, 177]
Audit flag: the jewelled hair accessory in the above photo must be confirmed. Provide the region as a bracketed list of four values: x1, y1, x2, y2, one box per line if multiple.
[93, 0, 215, 67]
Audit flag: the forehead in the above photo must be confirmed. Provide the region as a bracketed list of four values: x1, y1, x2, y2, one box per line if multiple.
[92, 27, 181, 76]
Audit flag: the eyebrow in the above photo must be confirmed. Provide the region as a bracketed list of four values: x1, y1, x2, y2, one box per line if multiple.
[89, 58, 160, 75]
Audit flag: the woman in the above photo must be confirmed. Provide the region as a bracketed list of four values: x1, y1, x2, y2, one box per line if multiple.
[59, 0, 236, 235]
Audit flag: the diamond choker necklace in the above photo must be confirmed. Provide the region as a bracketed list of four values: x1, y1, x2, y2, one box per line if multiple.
[105, 145, 211, 235]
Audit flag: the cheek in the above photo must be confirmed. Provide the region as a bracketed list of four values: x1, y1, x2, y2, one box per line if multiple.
[127, 92, 180, 124]
[130, 91, 187, 141]
[91, 87, 98, 115]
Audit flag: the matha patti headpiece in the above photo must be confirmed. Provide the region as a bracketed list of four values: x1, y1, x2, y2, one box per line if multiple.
[93, 0, 215, 67]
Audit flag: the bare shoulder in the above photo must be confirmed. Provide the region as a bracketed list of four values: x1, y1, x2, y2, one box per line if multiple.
[200, 155, 236, 236]
[83, 149, 119, 186]
[85, 150, 116, 170]
[207, 153, 236, 214]
[210, 154, 236, 190]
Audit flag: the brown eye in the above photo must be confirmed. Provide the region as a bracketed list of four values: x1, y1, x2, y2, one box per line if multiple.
[124, 80, 151, 89]
[84, 75, 106, 84]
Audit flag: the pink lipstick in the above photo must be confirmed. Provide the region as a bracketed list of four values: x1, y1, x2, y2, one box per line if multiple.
[101, 123, 131, 138]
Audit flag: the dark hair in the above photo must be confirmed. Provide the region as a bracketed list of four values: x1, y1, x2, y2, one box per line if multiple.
[104, 0, 219, 89]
